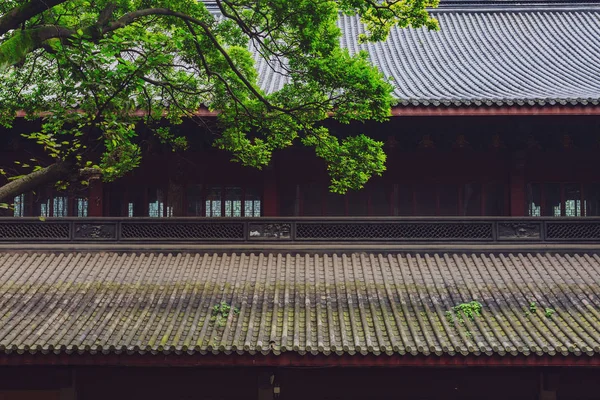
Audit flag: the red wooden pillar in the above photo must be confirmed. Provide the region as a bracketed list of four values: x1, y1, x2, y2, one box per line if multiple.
[263, 171, 278, 217]
[88, 178, 104, 217]
[509, 152, 526, 216]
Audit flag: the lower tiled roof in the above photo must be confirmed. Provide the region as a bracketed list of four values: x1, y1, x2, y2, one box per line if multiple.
[0, 252, 599, 357]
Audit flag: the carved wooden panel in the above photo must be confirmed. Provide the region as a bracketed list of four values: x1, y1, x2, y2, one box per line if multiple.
[248, 223, 292, 240]
[74, 223, 117, 240]
[497, 222, 541, 240]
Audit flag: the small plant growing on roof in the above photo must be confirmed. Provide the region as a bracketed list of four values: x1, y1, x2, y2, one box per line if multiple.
[445, 301, 482, 339]
[453, 301, 482, 322]
[445, 310, 454, 324]
[525, 301, 537, 318]
[544, 307, 556, 319]
[530, 301, 537, 313]
[211, 301, 240, 327]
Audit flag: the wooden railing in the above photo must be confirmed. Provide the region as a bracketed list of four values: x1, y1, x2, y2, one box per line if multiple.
[0, 217, 598, 243]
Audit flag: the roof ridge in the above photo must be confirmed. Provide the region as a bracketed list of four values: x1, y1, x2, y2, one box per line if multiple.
[440, 0, 600, 4]
[436, 0, 600, 10]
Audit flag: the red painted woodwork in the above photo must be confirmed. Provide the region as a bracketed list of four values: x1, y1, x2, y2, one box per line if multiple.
[0, 353, 598, 367]
[88, 179, 103, 217]
[16, 104, 600, 119]
[509, 153, 526, 216]
[390, 105, 600, 116]
[4, 114, 600, 218]
[262, 171, 278, 217]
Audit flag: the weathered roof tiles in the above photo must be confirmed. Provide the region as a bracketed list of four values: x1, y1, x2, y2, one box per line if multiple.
[0, 251, 599, 357]
[253, 7, 600, 105]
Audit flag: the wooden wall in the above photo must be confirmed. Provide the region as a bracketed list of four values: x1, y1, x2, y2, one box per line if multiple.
[0, 366, 597, 400]
[2, 115, 600, 218]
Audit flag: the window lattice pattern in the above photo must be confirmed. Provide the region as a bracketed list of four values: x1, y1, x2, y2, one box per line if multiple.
[53, 197, 69, 217]
[148, 202, 164, 217]
[40, 199, 50, 218]
[528, 202, 541, 217]
[40, 197, 69, 217]
[565, 200, 584, 217]
[148, 189, 166, 217]
[120, 222, 245, 239]
[546, 222, 600, 240]
[244, 200, 261, 217]
[76, 198, 88, 217]
[296, 222, 493, 240]
[0, 222, 70, 239]
[13, 195, 25, 217]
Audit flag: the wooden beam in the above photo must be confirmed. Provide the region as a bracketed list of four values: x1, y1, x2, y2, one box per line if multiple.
[87, 179, 103, 217]
[15, 105, 600, 119]
[509, 152, 526, 216]
[0, 353, 599, 368]
[262, 170, 278, 217]
[390, 105, 600, 116]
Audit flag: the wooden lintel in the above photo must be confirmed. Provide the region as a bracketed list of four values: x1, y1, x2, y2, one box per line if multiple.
[390, 105, 600, 117]
[0, 352, 598, 368]
[14, 105, 600, 120]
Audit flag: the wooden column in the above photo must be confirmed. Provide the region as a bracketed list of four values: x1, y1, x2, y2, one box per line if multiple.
[59, 369, 77, 400]
[509, 151, 526, 216]
[60, 387, 76, 400]
[263, 170, 278, 217]
[538, 371, 558, 400]
[88, 178, 103, 217]
[257, 371, 275, 400]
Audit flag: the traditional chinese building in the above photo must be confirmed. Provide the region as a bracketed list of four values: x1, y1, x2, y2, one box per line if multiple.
[0, 0, 600, 399]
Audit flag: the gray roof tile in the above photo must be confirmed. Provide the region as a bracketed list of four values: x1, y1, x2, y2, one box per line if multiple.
[252, 8, 600, 105]
[0, 251, 599, 357]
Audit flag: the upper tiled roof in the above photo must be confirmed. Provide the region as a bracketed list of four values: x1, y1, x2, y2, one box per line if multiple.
[440, 0, 596, 4]
[253, 4, 600, 106]
[0, 251, 599, 357]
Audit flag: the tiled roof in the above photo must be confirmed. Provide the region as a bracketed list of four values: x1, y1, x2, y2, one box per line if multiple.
[253, 6, 600, 106]
[0, 251, 599, 357]
[440, 1, 596, 4]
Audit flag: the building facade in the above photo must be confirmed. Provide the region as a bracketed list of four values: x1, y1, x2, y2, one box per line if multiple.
[0, 0, 599, 399]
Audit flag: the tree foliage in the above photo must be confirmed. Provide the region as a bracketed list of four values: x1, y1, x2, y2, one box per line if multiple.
[0, 0, 438, 202]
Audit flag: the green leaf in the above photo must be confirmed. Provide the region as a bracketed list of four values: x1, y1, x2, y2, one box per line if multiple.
[0, 0, 435, 194]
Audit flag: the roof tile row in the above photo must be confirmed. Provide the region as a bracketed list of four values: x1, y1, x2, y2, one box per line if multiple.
[0, 251, 599, 357]
[253, 8, 600, 105]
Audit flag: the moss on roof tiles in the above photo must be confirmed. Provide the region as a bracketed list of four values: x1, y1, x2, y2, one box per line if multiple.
[0, 252, 599, 357]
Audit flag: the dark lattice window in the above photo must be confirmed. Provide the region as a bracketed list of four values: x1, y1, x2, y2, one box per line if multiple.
[113, 184, 261, 217]
[40, 196, 69, 217]
[205, 186, 261, 217]
[205, 186, 222, 217]
[12, 191, 89, 218]
[76, 198, 88, 217]
[148, 188, 168, 217]
[283, 182, 505, 217]
[13, 194, 25, 217]
[527, 183, 599, 217]
[186, 184, 203, 216]
[244, 188, 261, 217]
[224, 186, 242, 217]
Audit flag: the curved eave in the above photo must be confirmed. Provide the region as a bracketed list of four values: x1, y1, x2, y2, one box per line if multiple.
[14, 103, 600, 120]
[390, 104, 600, 116]
[0, 352, 599, 368]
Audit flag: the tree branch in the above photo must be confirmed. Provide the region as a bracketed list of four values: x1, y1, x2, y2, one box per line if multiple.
[0, 25, 72, 68]
[105, 8, 286, 112]
[0, 162, 71, 202]
[0, 0, 68, 36]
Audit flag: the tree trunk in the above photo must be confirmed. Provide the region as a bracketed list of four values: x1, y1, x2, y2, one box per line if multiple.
[0, 162, 71, 203]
